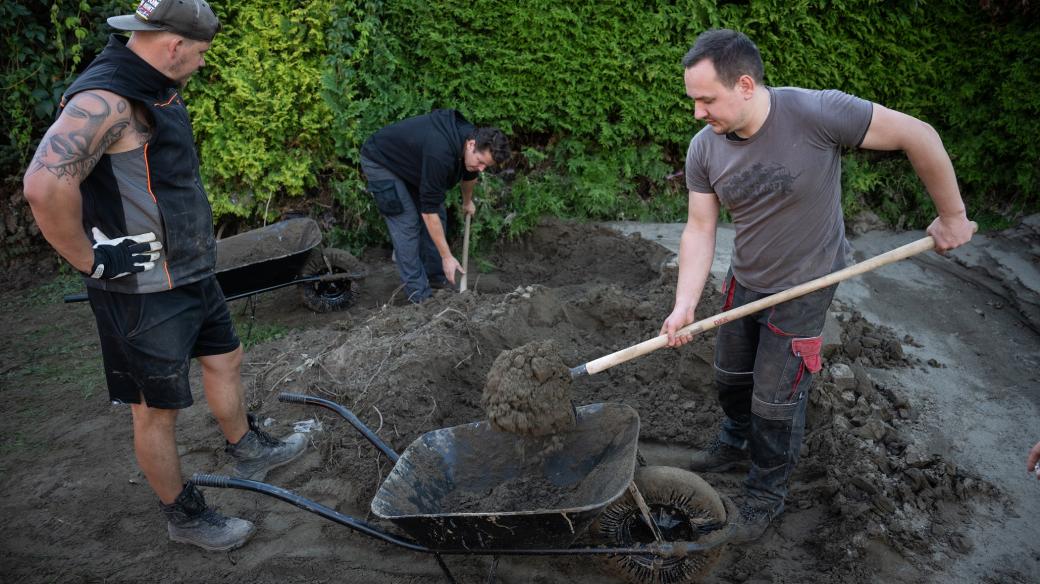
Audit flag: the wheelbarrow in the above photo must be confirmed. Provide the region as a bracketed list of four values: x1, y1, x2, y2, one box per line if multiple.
[193, 393, 731, 584]
[63, 217, 365, 313]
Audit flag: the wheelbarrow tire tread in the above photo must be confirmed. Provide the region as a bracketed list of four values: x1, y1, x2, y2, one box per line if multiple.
[593, 465, 727, 584]
[298, 248, 365, 313]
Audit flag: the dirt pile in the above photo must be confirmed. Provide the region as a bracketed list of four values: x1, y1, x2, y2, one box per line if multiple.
[208, 220, 1009, 583]
[482, 339, 575, 436]
[764, 307, 1001, 579]
[3, 217, 1036, 584]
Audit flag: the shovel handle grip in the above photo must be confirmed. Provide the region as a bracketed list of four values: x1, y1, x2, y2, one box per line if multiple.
[577, 234, 941, 377]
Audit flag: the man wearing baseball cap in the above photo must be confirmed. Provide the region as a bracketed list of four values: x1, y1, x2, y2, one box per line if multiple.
[23, 0, 305, 552]
[108, 0, 221, 42]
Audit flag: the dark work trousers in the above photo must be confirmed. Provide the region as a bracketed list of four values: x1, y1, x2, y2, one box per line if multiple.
[360, 156, 448, 303]
[713, 268, 835, 513]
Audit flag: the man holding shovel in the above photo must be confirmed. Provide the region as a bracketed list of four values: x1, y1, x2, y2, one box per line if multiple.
[22, 0, 305, 552]
[360, 110, 510, 303]
[661, 29, 974, 543]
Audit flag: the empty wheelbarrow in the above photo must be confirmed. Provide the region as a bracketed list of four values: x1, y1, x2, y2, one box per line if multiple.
[193, 393, 732, 584]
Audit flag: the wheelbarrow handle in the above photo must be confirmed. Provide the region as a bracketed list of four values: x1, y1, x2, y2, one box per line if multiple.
[279, 392, 399, 463]
[191, 473, 427, 550]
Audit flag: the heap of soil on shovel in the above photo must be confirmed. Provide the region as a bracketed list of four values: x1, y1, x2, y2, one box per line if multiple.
[481, 338, 574, 436]
[242, 219, 1005, 584]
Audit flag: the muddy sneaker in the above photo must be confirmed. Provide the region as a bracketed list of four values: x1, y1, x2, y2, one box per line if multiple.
[226, 414, 307, 481]
[429, 277, 451, 290]
[161, 483, 256, 551]
[689, 436, 750, 473]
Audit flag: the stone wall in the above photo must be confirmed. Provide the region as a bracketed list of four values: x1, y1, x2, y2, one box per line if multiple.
[1, 185, 59, 286]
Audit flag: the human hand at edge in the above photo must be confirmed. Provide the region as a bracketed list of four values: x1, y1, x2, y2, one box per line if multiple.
[1027, 441, 1040, 480]
[441, 255, 463, 286]
[462, 200, 476, 217]
[660, 305, 696, 348]
[89, 227, 162, 280]
[926, 214, 976, 253]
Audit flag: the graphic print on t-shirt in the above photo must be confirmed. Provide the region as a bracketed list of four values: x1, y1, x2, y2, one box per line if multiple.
[716, 161, 800, 208]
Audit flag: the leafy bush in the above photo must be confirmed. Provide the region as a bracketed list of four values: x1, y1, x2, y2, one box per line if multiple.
[364, 0, 1038, 235]
[188, 1, 336, 221]
[319, 0, 433, 252]
[1, 0, 125, 178]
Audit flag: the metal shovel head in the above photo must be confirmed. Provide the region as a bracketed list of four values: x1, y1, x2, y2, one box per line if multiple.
[371, 402, 640, 550]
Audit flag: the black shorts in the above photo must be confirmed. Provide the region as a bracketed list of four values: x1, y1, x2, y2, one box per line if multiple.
[87, 276, 240, 409]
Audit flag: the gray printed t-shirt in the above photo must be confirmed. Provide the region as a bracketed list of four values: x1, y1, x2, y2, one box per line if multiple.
[685, 87, 873, 293]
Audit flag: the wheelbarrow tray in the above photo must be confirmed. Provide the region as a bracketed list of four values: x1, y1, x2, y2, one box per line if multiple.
[371, 402, 640, 550]
[214, 217, 322, 299]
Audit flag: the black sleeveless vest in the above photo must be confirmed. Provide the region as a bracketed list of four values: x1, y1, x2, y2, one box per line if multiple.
[63, 35, 215, 293]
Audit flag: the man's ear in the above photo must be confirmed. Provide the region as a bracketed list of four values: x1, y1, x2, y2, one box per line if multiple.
[464, 139, 476, 153]
[737, 74, 756, 99]
[165, 34, 188, 59]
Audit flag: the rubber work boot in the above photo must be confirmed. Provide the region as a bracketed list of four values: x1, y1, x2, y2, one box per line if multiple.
[689, 436, 751, 473]
[226, 414, 307, 481]
[161, 482, 256, 551]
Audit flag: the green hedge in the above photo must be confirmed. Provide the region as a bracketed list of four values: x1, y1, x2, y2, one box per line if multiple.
[2, 0, 125, 175]
[368, 0, 1038, 233]
[3, 0, 1037, 259]
[189, 1, 335, 221]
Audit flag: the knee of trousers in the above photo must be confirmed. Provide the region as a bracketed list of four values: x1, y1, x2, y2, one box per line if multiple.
[714, 364, 754, 390]
[714, 364, 754, 421]
[749, 391, 809, 469]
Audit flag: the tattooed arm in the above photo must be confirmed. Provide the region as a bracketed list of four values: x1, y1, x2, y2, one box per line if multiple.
[22, 90, 134, 273]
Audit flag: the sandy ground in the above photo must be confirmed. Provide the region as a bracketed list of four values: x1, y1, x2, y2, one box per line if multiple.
[1, 217, 1038, 584]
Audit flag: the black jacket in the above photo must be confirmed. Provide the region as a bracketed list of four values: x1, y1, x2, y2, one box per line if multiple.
[361, 109, 479, 213]
[62, 35, 215, 293]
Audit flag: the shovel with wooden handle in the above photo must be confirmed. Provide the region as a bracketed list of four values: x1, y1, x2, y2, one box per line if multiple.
[460, 213, 472, 292]
[569, 231, 972, 378]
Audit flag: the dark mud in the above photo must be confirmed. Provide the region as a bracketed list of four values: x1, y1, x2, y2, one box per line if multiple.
[1, 217, 1024, 584]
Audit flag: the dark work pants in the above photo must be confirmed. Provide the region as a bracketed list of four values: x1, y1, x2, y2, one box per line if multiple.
[360, 156, 447, 303]
[713, 269, 835, 513]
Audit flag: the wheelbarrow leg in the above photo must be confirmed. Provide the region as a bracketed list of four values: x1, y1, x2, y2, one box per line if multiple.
[434, 553, 459, 584]
[484, 556, 499, 584]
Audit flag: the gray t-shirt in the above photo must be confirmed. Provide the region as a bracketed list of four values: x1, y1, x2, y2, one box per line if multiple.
[685, 87, 873, 293]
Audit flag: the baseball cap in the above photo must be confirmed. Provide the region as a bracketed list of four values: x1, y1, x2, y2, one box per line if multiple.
[107, 0, 221, 42]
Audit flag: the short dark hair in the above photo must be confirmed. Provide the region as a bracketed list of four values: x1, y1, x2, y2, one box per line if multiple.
[682, 29, 764, 87]
[470, 127, 511, 166]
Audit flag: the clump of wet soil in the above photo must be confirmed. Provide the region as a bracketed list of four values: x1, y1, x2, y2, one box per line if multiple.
[482, 339, 575, 436]
[825, 304, 920, 368]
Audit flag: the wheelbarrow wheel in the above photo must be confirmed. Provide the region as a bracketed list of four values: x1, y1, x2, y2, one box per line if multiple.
[298, 248, 365, 313]
[592, 465, 727, 584]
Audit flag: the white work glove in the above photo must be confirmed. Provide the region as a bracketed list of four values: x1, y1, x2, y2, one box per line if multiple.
[89, 227, 162, 280]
